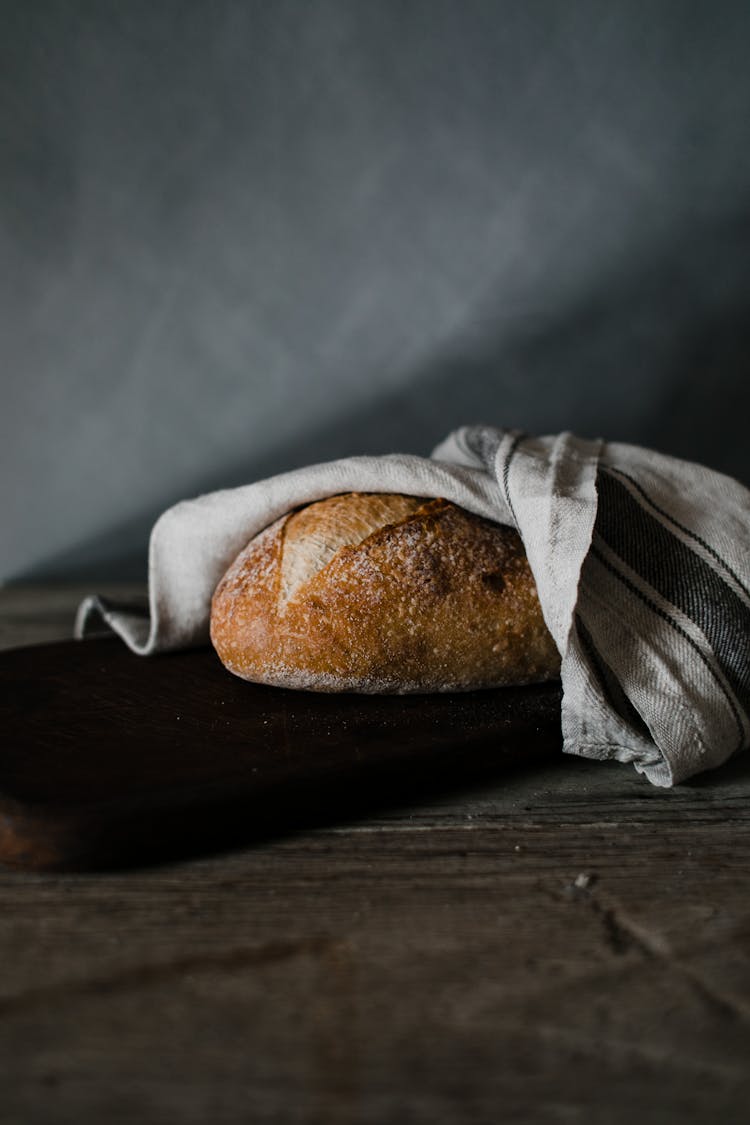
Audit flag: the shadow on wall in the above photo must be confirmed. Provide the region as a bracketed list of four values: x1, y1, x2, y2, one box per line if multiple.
[17, 206, 750, 583]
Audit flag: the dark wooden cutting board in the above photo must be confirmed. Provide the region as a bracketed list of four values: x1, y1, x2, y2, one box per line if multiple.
[0, 638, 562, 871]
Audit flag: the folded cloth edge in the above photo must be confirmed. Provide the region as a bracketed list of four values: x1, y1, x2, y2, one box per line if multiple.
[77, 451, 512, 655]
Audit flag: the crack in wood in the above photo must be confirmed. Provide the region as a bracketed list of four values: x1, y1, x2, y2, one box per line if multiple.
[566, 881, 750, 1025]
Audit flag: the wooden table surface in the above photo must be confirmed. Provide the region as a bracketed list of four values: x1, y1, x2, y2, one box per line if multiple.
[1, 585, 749, 1124]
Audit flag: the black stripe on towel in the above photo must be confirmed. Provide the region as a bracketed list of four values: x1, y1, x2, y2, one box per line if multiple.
[589, 542, 746, 750]
[607, 465, 750, 601]
[594, 468, 750, 721]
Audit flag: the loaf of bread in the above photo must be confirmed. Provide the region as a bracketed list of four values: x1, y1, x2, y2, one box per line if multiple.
[210, 492, 560, 693]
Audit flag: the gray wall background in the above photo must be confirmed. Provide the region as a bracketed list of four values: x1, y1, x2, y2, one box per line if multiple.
[2, 0, 750, 582]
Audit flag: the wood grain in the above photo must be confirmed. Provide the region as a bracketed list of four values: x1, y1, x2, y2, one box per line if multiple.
[1, 587, 749, 1123]
[0, 793, 748, 1124]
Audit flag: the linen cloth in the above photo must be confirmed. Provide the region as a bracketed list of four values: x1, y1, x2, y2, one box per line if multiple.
[76, 426, 750, 786]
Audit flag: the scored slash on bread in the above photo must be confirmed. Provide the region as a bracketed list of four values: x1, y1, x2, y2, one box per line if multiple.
[278, 494, 422, 607]
[210, 493, 560, 694]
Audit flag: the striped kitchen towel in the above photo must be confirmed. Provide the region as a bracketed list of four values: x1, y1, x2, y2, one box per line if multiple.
[77, 426, 750, 786]
[434, 427, 750, 786]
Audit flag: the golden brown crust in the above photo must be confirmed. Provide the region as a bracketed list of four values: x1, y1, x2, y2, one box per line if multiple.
[210, 493, 560, 693]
